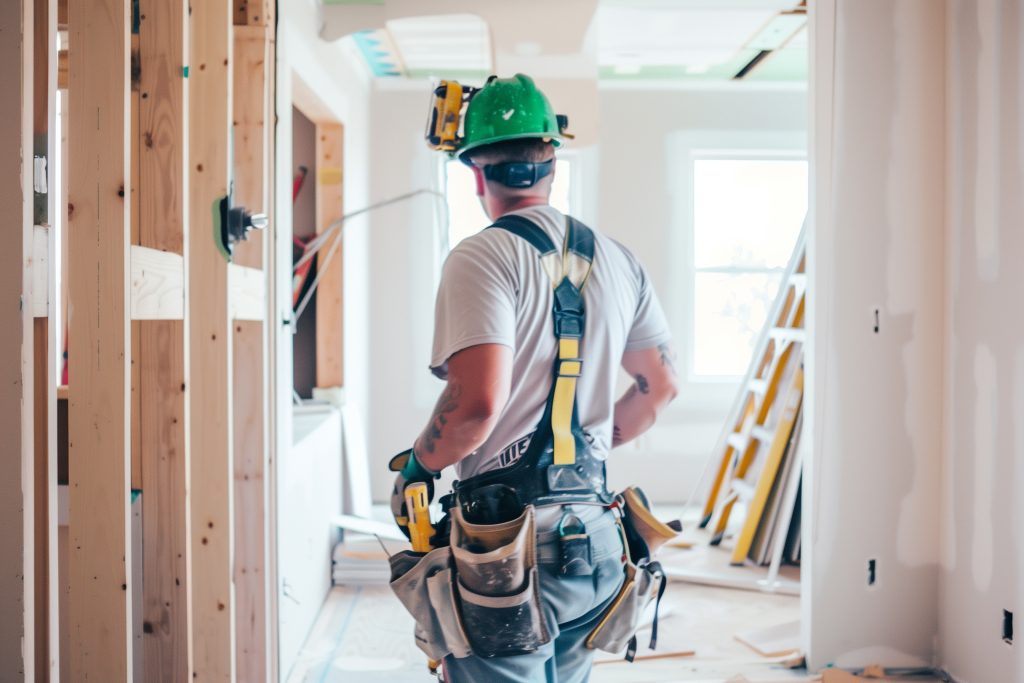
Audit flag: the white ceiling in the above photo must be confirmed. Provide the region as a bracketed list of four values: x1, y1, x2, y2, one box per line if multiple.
[597, 6, 780, 69]
[326, 0, 806, 83]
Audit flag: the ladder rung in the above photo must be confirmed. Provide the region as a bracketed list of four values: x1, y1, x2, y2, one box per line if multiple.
[732, 480, 756, 501]
[749, 378, 767, 395]
[726, 432, 747, 452]
[769, 327, 806, 343]
[751, 425, 773, 442]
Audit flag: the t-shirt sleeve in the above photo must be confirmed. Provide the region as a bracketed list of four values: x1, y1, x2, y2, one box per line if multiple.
[430, 238, 517, 378]
[625, 257, 672, 351]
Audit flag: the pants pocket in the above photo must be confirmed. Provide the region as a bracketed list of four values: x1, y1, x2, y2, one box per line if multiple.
[584, 560, 664, 655]
[457, 566, 551, 658]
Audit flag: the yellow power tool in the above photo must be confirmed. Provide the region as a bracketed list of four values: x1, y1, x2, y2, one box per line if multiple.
[404, 481, 435, 553]
[424, 80, 477, 152]
[403, 482, 442, 676]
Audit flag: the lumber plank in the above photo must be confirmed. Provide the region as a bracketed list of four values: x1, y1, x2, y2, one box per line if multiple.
[233, 320, 267, 681]
[189, 1, 235, 679]
[233, 0, 274, 27]
[137, 0, 192, 678]
[67, 0, 133, 676]
[231, 21, 273, 680]
[131, 31, 142, 493]
[131, 246, 185, 320]
[231, 25, 272, 269]
[315, 123, 344, 388]
[33, 318, 49, 683]
[228, 264, 267, 321]
[1, 0, 34, 673]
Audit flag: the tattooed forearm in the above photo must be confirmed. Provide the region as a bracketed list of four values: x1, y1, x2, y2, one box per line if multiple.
[612, 424, 623, 447]
[635, 374, 650, 394]
[419, 382, 463, 453]
[657, 343, 677, 376]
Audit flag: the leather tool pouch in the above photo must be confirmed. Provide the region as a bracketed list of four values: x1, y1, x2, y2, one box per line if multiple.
[450, 505, 551, 658]
[389, 546, 472, 661]
[585, 487, 678, 661]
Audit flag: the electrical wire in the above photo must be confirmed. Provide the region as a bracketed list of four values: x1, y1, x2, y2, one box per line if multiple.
[291, 188, 445, 328]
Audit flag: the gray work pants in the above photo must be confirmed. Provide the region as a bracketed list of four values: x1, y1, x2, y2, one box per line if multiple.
[443, 507, 626, 683]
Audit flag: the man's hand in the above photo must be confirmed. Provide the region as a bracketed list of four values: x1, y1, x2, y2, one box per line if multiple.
[388, 449, 440, 539]
[612, 342, 679, 448]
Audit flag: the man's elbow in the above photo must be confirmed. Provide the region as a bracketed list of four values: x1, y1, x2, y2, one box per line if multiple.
[462, 392, 506, 424]
[656, 372, 680, 406]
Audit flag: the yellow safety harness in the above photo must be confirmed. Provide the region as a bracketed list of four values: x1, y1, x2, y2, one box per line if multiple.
[453, 213, 611, 522]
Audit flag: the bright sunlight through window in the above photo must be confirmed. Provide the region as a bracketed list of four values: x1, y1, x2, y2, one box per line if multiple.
[446, 159, 572, 248]
[692, 158, 807, 379]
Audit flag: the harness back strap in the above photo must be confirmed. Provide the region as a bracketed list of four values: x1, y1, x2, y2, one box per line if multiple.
[490, 214, 595, 468]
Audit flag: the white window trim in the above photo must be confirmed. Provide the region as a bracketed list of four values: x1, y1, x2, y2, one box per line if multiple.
[665, 130, 807, 411]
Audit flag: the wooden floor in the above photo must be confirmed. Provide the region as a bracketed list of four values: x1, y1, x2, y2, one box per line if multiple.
[287, 578, 807, 683]
[287, 507, 944, 683]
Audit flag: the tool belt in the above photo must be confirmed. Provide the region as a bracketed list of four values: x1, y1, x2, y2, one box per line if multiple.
[388, 213, 680, 665]
[586, 486, 680, 661]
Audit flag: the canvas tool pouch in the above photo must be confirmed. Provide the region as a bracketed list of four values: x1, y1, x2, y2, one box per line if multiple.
[450, 505, 552, 658]
[389, 546, 472, 661]
[585, 487, 678, 661]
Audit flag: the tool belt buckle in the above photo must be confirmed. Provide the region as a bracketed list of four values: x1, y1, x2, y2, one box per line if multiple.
[558, 513, 593, 577]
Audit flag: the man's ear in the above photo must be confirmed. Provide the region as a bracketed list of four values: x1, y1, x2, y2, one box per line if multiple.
[470, 165, 486, 197]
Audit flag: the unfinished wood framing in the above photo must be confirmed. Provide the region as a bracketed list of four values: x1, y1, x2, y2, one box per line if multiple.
[189, 0, 235, 678]
[315, 123, 344, 389]
[137, 0, 192, 678]
[228, 264, 267, 321]
[231, 15, 274, 681]
[131, 246, 185, 320]
[33, 317, 48, 682]
[66, 0, 133, 676]
[231, 24, 273, 270]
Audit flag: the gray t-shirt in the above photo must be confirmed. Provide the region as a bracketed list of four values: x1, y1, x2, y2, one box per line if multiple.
[430, 204, 671, 480]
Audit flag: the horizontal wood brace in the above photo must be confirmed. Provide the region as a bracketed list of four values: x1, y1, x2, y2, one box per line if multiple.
[228, 263, 265, 321]
[131, 245, 184, 320]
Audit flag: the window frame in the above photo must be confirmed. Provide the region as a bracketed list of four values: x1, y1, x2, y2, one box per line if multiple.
[684, 147, 807, 385]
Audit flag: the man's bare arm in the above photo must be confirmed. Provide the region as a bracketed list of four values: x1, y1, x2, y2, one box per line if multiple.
[414, 343, 513, 472]
[612, 342, 679, 448]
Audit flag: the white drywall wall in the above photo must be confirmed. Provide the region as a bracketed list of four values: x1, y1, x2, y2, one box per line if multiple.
[274, 4, 371, 680]
[805, 0, 945, 670]
[364, 84, 806, 503]
[940, 1, 1024, 680]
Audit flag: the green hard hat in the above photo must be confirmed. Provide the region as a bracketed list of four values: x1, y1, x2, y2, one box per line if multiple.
[457, 74, 563, 158]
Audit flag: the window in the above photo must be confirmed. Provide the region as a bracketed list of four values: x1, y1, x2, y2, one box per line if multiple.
[445, 159, 573, 248]
[691, 157, 807, 379]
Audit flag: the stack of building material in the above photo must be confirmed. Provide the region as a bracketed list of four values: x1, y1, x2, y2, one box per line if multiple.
[331, 536, 393, 586]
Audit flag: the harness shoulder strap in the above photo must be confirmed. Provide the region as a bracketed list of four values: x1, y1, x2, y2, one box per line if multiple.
[489, 214, 558, 255]
[489, 214, 596, 469]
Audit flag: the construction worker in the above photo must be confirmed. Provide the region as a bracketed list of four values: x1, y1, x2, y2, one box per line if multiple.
[391, 74, 678, 683]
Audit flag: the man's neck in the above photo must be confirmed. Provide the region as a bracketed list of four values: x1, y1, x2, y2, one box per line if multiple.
[496, 196, 549, 217]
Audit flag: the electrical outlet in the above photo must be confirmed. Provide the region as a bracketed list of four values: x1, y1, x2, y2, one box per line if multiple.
[867, 559, 877, 586]
[1003, 610, 1013, 645]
